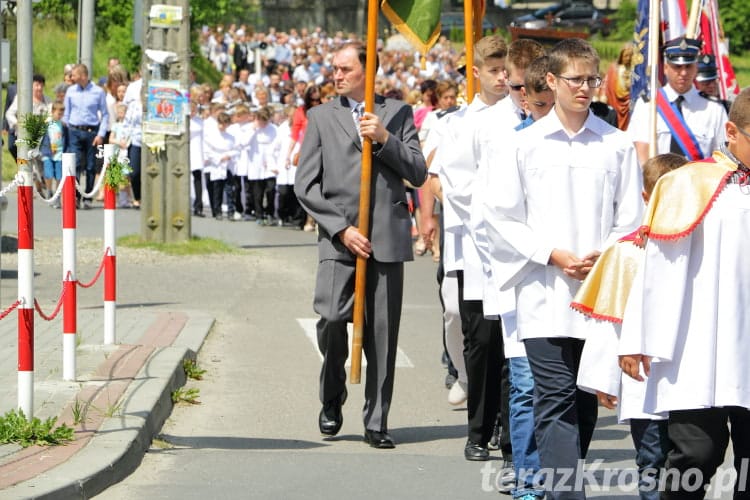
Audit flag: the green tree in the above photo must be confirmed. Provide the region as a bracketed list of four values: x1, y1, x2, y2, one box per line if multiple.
[720, 0, 750, 55]
[33, 0, 75, 29]
[610, 0, 637, 42]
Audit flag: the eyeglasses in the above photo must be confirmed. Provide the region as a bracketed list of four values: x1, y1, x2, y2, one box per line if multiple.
[508, 83, 524, 92]
[737, 125, 750, 140]
[556, 75, 603, 89]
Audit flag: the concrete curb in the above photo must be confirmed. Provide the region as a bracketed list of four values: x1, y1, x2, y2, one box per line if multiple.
[1, 313, 214, 499]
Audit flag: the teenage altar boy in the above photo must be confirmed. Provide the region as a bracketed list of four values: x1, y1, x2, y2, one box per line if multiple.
[482, 38, 643, 498]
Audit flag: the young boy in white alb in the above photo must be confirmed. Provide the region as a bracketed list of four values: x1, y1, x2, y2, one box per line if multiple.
[483, 39, 643, 499]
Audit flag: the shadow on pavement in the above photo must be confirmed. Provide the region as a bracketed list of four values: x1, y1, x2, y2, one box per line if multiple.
[240, 242, 318, 250]
[155, 434, 329, 450]
[390, 424, 466, 444]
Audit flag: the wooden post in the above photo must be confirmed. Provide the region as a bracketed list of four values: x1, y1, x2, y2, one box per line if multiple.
[350, 0, 379, 385]
[140, 0, 191, 243]
[463, 0, 475, 102]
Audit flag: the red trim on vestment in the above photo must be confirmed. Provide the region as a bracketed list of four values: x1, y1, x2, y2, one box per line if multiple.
[570, 302, 623, 324]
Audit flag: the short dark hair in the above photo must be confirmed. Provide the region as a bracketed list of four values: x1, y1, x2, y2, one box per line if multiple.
[729, 87, 750, 131]
[420, 79, 437, 94]
[642, 153, 687, 195]
[33, 74, 45, 84]
[524, 56, 550, 94]
[335, 41, 379, 71]
[548, 38, 599, 76]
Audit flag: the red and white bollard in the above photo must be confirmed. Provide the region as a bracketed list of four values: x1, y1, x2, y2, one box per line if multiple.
[102, 144, 116, 345]
[61, 153, 77, 381]
[17, 160, 35, 416]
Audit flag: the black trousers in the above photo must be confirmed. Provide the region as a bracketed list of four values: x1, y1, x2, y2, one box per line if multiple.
[210, 179, 225, 217]
[456, 271, 505, 446]
[662, 406, 750, 500]
[250, 178, 276, 219]
[192, 170, 203, 213]
[127, 145, 142, 201]
[277, 183, 302, 222]
[524, 337, 598, 500]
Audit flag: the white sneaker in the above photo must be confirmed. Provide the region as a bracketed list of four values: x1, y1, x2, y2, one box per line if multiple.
[448, 380, 468, 405]
[232, 212, 242, 221]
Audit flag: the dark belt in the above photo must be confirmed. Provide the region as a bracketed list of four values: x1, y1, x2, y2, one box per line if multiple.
[70, 124, 99, 133]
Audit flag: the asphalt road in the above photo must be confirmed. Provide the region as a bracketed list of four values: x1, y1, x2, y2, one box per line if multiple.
[0, 193, 653, 499]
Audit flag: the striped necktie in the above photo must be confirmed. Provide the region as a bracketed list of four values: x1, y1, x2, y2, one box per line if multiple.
[353, 103, 363, 142]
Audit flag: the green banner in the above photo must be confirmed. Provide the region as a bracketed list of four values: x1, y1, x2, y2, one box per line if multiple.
[381, 0, 442, 56]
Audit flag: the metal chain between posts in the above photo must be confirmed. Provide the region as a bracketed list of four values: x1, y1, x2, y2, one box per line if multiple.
[0, 299, 22, 321]
[78, 247, 111, 289]
[33, 281, 67, 321]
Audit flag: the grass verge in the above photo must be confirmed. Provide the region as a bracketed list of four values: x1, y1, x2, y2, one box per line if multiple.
[117, 234, 238, 256]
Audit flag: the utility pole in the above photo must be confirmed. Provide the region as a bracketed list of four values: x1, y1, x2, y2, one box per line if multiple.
[140, 0, 191, 243]
[77, 0, 94, 71]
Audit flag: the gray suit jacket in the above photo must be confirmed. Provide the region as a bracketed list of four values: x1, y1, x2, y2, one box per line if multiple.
[294, 95, 427, 263]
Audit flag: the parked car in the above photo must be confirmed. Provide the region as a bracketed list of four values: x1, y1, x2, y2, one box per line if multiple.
[509, 3, 569, 30]
[509, 1, 611, 36]
[552, 4, 612, 35]
[440, 12, 497, 37]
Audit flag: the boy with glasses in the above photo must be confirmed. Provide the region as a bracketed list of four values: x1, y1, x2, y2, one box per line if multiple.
[482, 38, 643, 499]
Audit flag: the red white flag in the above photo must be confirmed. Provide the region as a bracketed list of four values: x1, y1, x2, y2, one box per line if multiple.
[698, 0, 740, 99]
[661, 0, 687, 42]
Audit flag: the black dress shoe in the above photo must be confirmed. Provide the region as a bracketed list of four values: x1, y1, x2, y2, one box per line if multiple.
[364, 429, 395, 449]
[464, 440, 490, 461]
[318, 392, 346, 436]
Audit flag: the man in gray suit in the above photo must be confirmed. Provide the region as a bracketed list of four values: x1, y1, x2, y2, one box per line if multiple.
[294, 42, 427, 449]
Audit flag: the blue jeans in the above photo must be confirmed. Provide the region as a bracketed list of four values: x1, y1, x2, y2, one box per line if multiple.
[68, 127, 97, 196]
[629, 419, 669, 500]
[509, 356, 544, 498]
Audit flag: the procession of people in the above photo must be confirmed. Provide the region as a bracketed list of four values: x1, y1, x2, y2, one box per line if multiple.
[8, 15, 748, 499]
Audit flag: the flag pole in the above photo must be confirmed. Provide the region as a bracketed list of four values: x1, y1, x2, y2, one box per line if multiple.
[685, 0, 701, 39]
[463, 0, 475, 102]
[647, 0, 661, 159]
[350, 0, 379, 384]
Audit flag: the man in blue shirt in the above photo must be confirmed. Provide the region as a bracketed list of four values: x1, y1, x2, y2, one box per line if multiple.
[63, 63, 108, 209]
